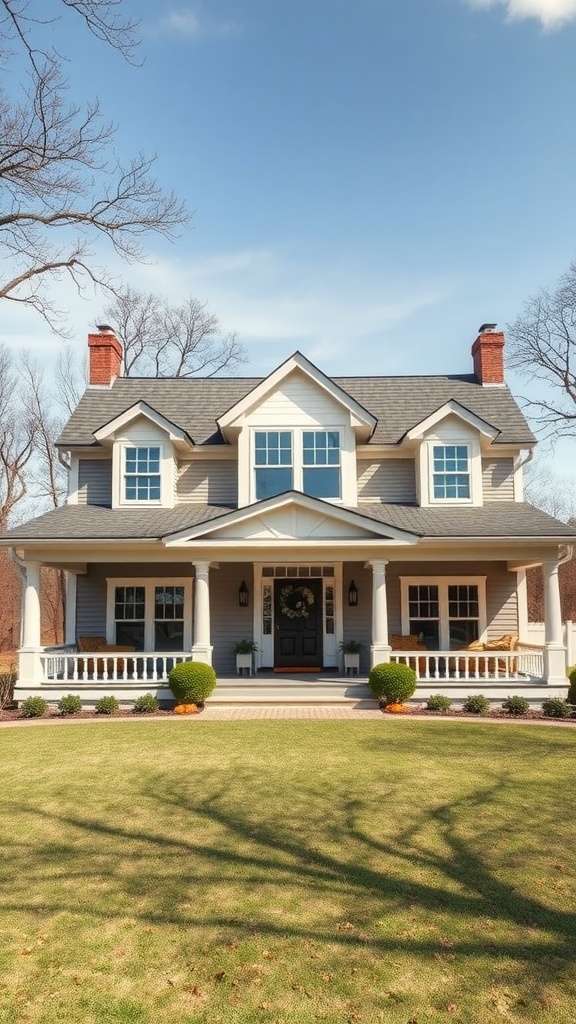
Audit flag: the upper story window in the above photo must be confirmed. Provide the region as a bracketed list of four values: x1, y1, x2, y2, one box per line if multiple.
[124, 446, 161, 502]
[303, 431, 341, 498]
[255, 431, 293, 499]
[253, 429, 342, 501]
[431, 444, 471, 501]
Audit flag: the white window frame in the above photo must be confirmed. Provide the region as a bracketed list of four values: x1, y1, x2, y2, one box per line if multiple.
[400, 576, 487, 650]
[106, 578, 193, 650]
[251, 428, 343, 503]
[418, 436, 483, 507]
[253, 563, 343, 669]
[112, 440, 175, 509]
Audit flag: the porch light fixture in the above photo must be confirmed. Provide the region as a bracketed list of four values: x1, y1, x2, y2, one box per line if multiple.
[348, 580, 358, 607]
[238, 580, 249, 607]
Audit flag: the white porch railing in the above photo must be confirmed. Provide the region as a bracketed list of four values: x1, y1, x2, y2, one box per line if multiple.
[40, 648, 190, 684]
[391, 644, 545, 682]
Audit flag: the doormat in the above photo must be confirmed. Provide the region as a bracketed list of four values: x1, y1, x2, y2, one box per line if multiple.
[273, 667, 322, 674]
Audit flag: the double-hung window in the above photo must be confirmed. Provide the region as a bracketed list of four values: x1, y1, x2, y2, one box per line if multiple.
[124, 446, 161, 502]
[254, 431, 293, 499]
[111, 580, 191, 651]
[303, 431, 341, 499]
[432, 445, 470, 500]
[403, 578, 485, 650]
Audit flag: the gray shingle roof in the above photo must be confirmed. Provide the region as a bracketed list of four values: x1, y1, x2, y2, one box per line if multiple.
[57, 373, 536, 447]
[3, 500, 574, 543]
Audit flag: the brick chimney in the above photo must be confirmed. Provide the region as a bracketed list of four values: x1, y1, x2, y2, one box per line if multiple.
[471, 323, 505, 386]
[88, 325, 122, 386]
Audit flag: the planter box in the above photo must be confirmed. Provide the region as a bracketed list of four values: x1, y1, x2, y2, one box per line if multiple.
[343, 652, 360, 676]
[236, 653, 253, 677]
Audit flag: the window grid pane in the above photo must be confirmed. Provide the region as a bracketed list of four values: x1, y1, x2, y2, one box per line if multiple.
[408, 585, 439, 619]
[115, 586, 145, 620]
[432, 445, 470, 500]
[125, 446, 162, 502]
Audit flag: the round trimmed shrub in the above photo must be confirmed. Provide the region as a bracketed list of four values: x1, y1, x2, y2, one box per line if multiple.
[567, 667, 576, 708]
[133, 693, 159, 714]
[542, 697, 571, 719]
[168, 661, 217, 705]
[20, 695, 49, 718]
[58, 693, 82, 716]
[426, 694, 452, 713]
[95, 695, 119, 715]
[501, 695, 530, 717]
[368, 662, 416, 704]
[462, 694, 490, 715]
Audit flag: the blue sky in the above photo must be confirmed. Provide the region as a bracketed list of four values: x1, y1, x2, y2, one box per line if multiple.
[5, 0, 576, 473]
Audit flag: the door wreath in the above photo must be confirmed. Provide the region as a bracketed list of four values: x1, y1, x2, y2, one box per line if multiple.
[279, 584, 315, 620]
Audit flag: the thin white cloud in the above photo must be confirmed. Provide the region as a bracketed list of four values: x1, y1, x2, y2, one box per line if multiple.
[159, 7, 240, 40]
[466, 0, 576, 28]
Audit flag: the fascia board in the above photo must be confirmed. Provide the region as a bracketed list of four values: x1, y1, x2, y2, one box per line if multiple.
[162, 491, 418, 545]
[93, 401, 194, 447]
[216, 351, 377, 434]
[401, 400, 499, 442]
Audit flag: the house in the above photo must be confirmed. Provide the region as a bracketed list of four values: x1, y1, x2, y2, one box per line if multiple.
[2, 324, 575, 704]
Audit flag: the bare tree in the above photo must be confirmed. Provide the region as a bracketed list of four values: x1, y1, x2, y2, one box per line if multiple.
[508, 262, 576, 438]
[524, 457, 576, 523]
[0, 1, 188, 331]
[104, 287, 247, 377]
[0, 347, 37, 529]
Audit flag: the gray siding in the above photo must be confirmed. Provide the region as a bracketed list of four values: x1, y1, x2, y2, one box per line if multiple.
[177, 459, 237, 505]
[357, 459, 416, 504]
[210, 563, 253, 676]
[75, 562, 194, 640]
[77, 460, 112, 507]
[482, 458, 514, 502]
[342, 562, 373, 675]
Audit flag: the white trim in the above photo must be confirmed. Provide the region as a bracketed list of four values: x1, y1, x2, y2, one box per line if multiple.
[517, 569, 528, 641]
[67, 456, 79, 505]
[217, 352, 376, 440]
[65, 572, 77, 646]
[250, 427, 348, 506]
[105, 577, 193, 650]
[94, 401, 193, 451]
[162, 491, 418, 545]
[403, 401, 499, 443]
[254, 564, 339, 669]
[418, 438, 483, 508]
[112, 441, 175, 510]
[400, 575, 487, 649]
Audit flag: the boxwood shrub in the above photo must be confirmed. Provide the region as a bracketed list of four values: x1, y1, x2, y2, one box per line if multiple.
[58, 693, 82, 716]
[462, 694, 490, 714]
[542, 697, 571, 719]
[426, 694, 452, 713]
[168, 661, 217, 705]
[567, 666, 576, 708]
[20, 695, 49, 718]
[133, 693, 159, 714]
[95, 695, 119, 715]
[501, 695, 530, 716]
[368, 662, 416, 704]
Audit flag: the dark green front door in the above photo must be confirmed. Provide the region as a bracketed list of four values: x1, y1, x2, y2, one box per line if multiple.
[274, 578, 323, 668]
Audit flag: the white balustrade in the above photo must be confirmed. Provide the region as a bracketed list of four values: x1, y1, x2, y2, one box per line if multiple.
[40, 650, 191, 683]
[390, 646, 544, 682]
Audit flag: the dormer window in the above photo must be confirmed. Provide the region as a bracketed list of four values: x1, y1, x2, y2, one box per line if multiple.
[124, 446, 162, 502]
[432, 445, 470, 500]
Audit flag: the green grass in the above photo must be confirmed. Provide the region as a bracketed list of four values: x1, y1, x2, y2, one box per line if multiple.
[1, 720, 575, 1023]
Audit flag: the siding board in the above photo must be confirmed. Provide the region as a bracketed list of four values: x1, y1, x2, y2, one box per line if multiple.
[177, 460, 237, 505]
[482, 458, 514, 502]
[77, 460, 112, 507]
[357, 459, 416, 503]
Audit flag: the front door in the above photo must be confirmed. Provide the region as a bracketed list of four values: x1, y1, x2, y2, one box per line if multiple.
[274, 578, 323, 668]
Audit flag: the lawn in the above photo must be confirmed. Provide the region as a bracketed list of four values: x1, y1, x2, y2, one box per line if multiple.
[1, 720, 575, 1024]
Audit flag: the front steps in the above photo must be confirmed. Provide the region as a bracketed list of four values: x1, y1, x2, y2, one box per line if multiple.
[208, 675, 376, 707]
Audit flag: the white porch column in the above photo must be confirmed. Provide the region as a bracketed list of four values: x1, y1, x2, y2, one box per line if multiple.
[191, 561, 213, 665]
[65, 572, 77, 646]
[370, 559, 391, 668]
[19, 561, 43, 685]
[542, 557, 566, 685]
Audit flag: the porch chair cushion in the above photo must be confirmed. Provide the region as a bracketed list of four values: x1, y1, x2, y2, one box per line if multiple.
[456, 634, 519, 675]
[76, 636, 136, 676]
[389, 634, 428, 674]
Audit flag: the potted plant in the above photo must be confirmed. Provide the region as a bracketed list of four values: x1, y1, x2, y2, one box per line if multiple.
[234, 639, 258, 676]
[339, 640, 363, 675]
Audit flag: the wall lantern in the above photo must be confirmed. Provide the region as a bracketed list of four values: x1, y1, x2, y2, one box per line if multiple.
[348, 580, 359, 607]
[238, 580, 249, 607]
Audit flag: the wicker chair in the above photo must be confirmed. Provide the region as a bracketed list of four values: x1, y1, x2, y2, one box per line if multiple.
[389, 634, 428, 675]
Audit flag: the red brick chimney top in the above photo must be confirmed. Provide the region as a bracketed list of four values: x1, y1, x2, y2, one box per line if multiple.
[88, 326, 122, 386]
[471, 323, 505, 386]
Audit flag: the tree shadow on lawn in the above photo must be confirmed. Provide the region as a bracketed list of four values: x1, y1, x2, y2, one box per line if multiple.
[3, 765, 576, 1005]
